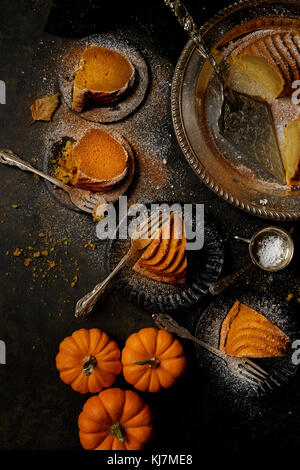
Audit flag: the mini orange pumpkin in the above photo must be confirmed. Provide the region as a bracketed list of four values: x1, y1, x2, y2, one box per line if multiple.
[78, 388, 153, 450]
[56, 328, 122, 394]
[121, 327, 186, 392]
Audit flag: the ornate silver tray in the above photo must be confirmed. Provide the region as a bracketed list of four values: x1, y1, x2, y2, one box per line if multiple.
[171, 0, 300, 220]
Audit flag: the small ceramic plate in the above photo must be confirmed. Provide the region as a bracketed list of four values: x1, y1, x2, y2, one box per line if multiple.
[195, 289, 299, 401]
[43, 130, 135, 212]
[59, 34, 149, 123]
[106, 204, 224, 312]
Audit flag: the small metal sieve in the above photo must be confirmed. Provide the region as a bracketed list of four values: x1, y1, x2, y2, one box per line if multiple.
[210, 226, 294, 295]
[235, 226, 294, 272]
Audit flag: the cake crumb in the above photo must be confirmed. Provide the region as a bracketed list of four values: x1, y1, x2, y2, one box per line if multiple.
[13, 248, 23, 257]
[84, 240, 96, 250]
[30, 93, 60, 121]
[24, 258, 32, 267]
[71, 275, 78, 288]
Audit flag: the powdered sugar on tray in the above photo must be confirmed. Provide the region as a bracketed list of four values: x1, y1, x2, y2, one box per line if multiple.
[195, 289, 298, 414]
[209, 26, 300, 193]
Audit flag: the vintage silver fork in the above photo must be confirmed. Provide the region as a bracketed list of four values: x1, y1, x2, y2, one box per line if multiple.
[153, 313, 274, 389]
[75, 211, 171, 318]
[0, 149, 106, 214]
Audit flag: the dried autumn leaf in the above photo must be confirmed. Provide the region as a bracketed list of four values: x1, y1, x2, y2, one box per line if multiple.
[30, 93, 60, 121]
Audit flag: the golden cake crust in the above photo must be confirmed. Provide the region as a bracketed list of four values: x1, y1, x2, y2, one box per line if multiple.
[219, 300, 290, 358]
[133, 214, 187, 285]
[56, 129, 128, 192]
[72, 45, 135, 112]
[230, 32, 300, 98]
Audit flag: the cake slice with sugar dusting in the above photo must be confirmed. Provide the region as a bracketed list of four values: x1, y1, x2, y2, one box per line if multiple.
[72, 45, 135, 112]
[56, 129, 128, 192]
[219, 300, 290, 358]
[133, 214, 187, 285]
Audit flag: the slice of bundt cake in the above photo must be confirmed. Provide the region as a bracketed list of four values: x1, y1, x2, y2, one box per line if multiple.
[283, 119, 300, 185]
[230, 32, 300, 99]
[133, 214, 187, 285]
[72, 45, 135, 112]
[219, 300, 290, 357]
[56, 129, 128, 192]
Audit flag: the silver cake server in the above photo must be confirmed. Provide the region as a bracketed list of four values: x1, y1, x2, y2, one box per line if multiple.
[164, 0, 286, 184]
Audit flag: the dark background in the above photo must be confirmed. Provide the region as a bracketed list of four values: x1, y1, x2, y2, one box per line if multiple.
[0, 0, 300, 452]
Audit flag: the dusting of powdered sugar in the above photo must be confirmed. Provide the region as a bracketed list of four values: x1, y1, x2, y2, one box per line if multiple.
[35, 30, 175, 209]
[23, 29, 179, 275]
[58, 33, 149, 123]
[255, 235, 286, 268]
[194, 290, 298, 412]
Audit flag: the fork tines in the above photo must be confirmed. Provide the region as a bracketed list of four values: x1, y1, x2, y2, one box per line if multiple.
[82, 193, 107, 213]
[238, 359, 290, 392]
[244, 359, 269, 378]
[137, 210, 170, 240]
[239, 360, 271, 388]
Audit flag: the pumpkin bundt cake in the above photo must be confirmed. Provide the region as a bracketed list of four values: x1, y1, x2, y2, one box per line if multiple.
[72, 45, 135, 112]
[230, 32, 300, 99]
[56, 129, 128, 192]
[283, 119, 300, 185]
[133, 214, 187, 285]
[219, 300, 290, 358]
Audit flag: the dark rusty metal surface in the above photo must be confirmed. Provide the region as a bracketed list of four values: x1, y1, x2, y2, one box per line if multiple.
[0, 0, 299, 451]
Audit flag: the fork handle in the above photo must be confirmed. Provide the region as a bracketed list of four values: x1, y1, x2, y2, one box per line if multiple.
[209, 262, 253, 296]
[152, 313, 225, 359]
[75, 248, 133, 318]
[0, 149, 68, 190]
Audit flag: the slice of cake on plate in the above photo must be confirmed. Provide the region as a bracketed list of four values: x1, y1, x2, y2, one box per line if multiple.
[219, 300, 290, 357]
[72, 45, 135, 112]
[56, 129, 128, 192]
[133, 214, 187, 285]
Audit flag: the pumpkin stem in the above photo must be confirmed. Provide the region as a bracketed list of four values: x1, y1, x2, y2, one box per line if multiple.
[82, 355, 97, 376]
[133, 356, 161, 369]
[110, 422, 125, 443]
